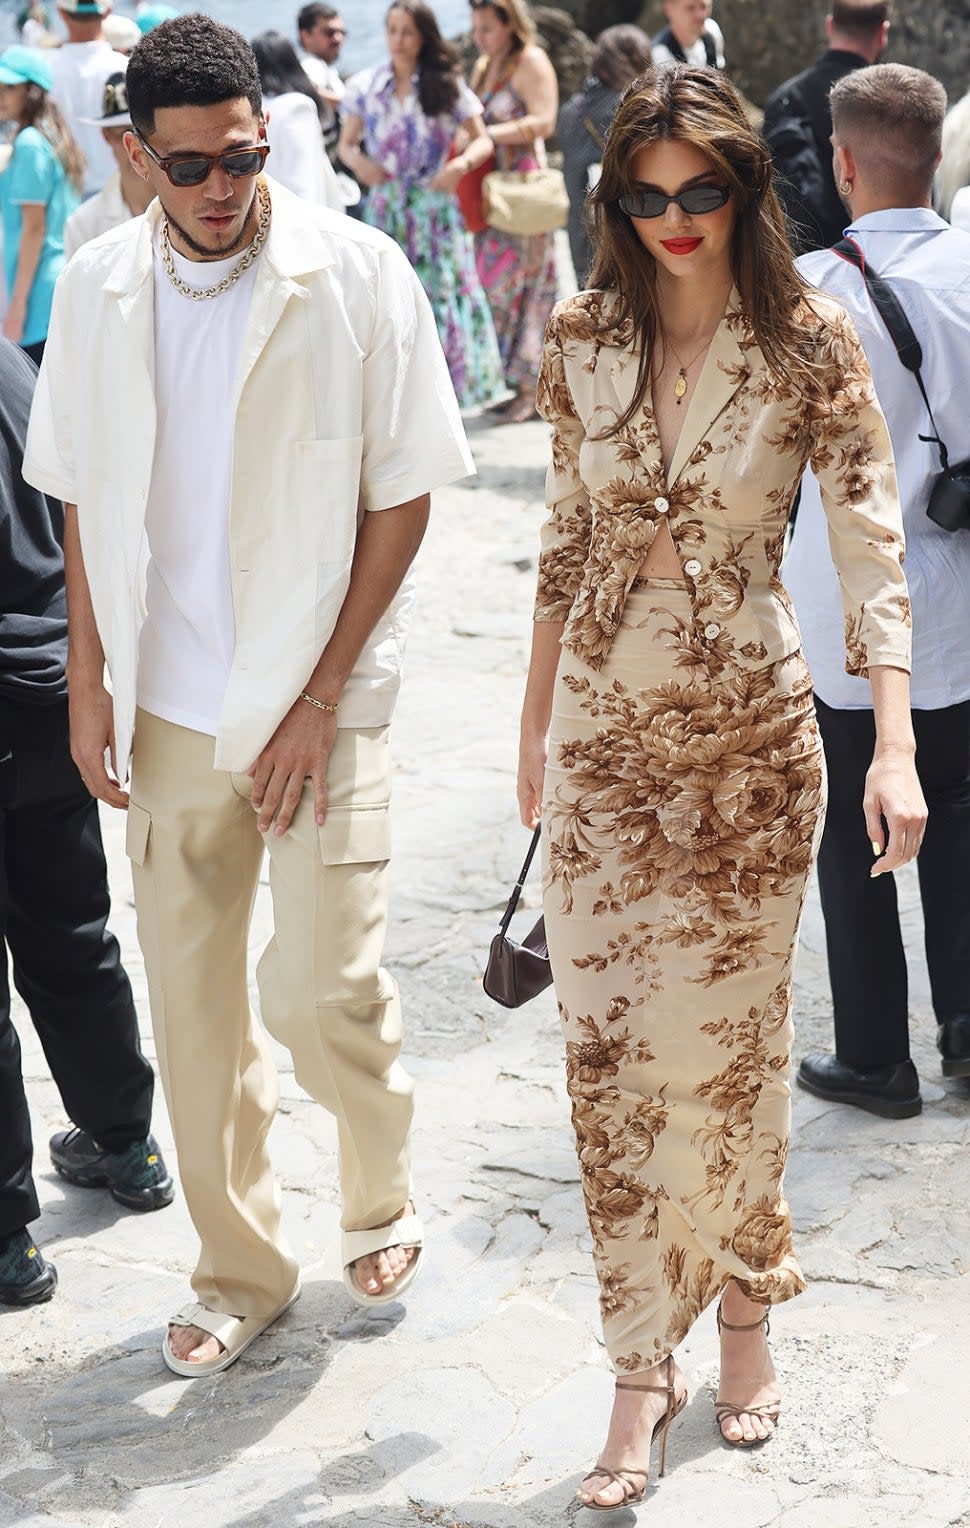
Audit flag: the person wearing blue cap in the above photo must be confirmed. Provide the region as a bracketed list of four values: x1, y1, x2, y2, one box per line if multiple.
[136, 4, 179, 33]
[48, 3, 129, 196]
[0, 47, 83, 362]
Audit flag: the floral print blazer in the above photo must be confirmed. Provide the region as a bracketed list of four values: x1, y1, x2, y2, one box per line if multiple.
[534, 288, 912, 682]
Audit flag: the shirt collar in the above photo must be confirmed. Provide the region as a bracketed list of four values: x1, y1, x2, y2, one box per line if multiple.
[374, 61, 418, 94]
[103, 176, 334, 300]
[845, 207, 950, 235]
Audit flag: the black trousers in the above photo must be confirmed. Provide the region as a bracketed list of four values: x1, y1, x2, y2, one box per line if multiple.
[814, 694, 970, 1067]
[0, 696, 154, 1238]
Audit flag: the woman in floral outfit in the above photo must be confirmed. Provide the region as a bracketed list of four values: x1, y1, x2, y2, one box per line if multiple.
[340, 0, 503, 410]
[517, 67, 927, 1511]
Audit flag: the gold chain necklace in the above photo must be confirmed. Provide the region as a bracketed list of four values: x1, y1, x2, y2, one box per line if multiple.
[662, 327, 718, 405]
[161, 182, 270, 302]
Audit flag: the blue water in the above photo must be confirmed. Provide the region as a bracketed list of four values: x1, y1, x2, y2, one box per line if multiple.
[0, 0, 471, 74]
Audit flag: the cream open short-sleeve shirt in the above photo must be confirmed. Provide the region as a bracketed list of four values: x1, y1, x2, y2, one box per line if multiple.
[23, 178, 475, 772]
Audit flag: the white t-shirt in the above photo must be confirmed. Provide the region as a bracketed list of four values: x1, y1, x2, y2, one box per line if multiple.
[137, 228, 261, 736]
[48, 40, 130, 196]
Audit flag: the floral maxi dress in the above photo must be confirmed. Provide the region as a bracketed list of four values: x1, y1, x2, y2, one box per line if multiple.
[475, 80, 559, 393]
[534, 289, 913, 1372]
[342, 63, 503, 411]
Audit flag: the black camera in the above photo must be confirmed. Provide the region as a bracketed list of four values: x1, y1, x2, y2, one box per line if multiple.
[927, 459, 970, 533]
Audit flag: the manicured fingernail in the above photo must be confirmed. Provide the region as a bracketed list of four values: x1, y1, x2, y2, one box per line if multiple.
[871, 840, 881, 857]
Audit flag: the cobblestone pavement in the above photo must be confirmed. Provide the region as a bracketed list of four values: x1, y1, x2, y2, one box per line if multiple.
[3, 412, 969, 1528]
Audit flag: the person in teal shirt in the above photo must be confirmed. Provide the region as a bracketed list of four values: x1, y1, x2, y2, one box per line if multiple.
[0, 46, 84, 364]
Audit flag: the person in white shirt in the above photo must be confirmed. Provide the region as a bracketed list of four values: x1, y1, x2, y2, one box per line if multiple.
[297, 0, 345, 103]
[101, 14, 140, 54]
[24, 15, 473, 1377]
[785, 64, 970, 1118]
[63, 70, 152, 258]
[297, 2, 345, 158]
[49, 0, 129, 196]
[650, 0, 725, 71]
[251, 30, 350, 210]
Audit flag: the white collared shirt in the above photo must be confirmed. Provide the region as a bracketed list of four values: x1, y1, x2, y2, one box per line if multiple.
[63, 171, 132, 261]
[23, 178, 475, 772]
[785, 207, 970, 709]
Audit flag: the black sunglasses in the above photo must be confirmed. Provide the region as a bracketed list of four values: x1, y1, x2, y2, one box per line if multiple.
[618, 184, 732, 219]
[136, 131, 271, 188]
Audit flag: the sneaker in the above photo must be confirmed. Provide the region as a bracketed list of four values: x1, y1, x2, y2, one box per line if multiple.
[0, 1229, 58, 1306]
[50, 1128, 175, 1211]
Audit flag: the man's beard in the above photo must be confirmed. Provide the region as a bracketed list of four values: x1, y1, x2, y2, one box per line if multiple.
[164, 194, 257, 260]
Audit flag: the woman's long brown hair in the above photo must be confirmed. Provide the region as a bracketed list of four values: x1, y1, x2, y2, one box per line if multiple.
[386, 0, 461, 119]
[588, 65, 826, 434]
[18, 84, 85, 192]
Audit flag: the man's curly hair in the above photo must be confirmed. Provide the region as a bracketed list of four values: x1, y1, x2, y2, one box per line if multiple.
[126, 13, 262, 136]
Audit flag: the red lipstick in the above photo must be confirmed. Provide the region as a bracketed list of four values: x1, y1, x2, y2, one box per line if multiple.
[661, 237, 703, 254]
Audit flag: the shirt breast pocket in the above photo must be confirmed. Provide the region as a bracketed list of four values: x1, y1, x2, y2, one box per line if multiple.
[290, 435, 364, 567]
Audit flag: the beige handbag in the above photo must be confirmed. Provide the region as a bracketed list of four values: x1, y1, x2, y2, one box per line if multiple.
[482, 137, 568, 237]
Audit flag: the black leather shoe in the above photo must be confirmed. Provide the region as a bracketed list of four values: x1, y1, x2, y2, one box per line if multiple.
[797, 1052, 922, 1119]
[0, 1230, 58, 1307]
[937, 1014, 970, 1079]
[50, 1128, 175, 1211]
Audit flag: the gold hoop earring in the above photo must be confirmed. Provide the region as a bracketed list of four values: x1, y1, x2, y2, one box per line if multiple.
[840, 179, 853, 195]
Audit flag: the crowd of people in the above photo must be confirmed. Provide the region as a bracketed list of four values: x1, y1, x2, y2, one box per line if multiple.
[1, 0, 969, 1517]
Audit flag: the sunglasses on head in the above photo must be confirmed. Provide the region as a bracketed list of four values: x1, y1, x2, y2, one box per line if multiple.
[136, 131, 270, 188]
[618, 184, 731, 219]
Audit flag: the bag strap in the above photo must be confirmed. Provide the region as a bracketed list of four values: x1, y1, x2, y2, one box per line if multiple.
[475, 58, 517, 109]
[582, 114, 607, 151]
[831, 235, 950, 472]
[497, 825, 542, 936]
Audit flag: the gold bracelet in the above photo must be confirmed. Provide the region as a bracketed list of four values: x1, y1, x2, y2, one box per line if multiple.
[300, 690, 338, 713]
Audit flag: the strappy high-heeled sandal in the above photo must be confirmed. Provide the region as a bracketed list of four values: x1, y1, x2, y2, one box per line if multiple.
[577, 1353, 688, 1512]
[714, 1302, 782, 1447]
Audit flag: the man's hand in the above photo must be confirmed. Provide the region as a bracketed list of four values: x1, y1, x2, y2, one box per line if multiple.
[69, 680, 129, 808]
[247, 698, 336, 836]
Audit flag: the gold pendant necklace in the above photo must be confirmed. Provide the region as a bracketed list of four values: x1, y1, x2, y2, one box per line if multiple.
[664, 329, 717, 405]
[161, 181, 271, 302]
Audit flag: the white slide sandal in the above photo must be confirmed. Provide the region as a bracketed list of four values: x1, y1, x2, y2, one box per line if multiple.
[161, 1285, 301, 1377]
[342, 1214, 424, 1307]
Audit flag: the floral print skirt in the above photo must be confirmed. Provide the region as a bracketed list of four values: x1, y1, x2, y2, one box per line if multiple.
[475, 225, 558, 392]
[542, 579, 827, 1372]
[365, 181, 504, 411]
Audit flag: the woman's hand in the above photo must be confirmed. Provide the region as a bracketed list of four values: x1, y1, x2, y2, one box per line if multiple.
[864, 747, 927, 876]
[429, 159, 464, 195]
[354, 154, 390, 189]
[337, 113, 390, 190]
[517, 726, 548, 830]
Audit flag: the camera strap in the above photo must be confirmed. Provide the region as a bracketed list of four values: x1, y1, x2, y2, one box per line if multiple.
[831, 236, 951, 472]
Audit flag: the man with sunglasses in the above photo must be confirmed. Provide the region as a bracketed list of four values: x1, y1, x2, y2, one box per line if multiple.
[297, 2, 346, 160]
[24, 13, 472, 1376]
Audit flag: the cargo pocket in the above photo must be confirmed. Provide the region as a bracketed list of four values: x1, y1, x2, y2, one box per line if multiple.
[318, 804, 391, 865]
[126, 802, 151, 866]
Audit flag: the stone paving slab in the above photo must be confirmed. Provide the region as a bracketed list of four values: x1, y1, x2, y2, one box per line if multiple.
[2, 412, 970, 1527]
